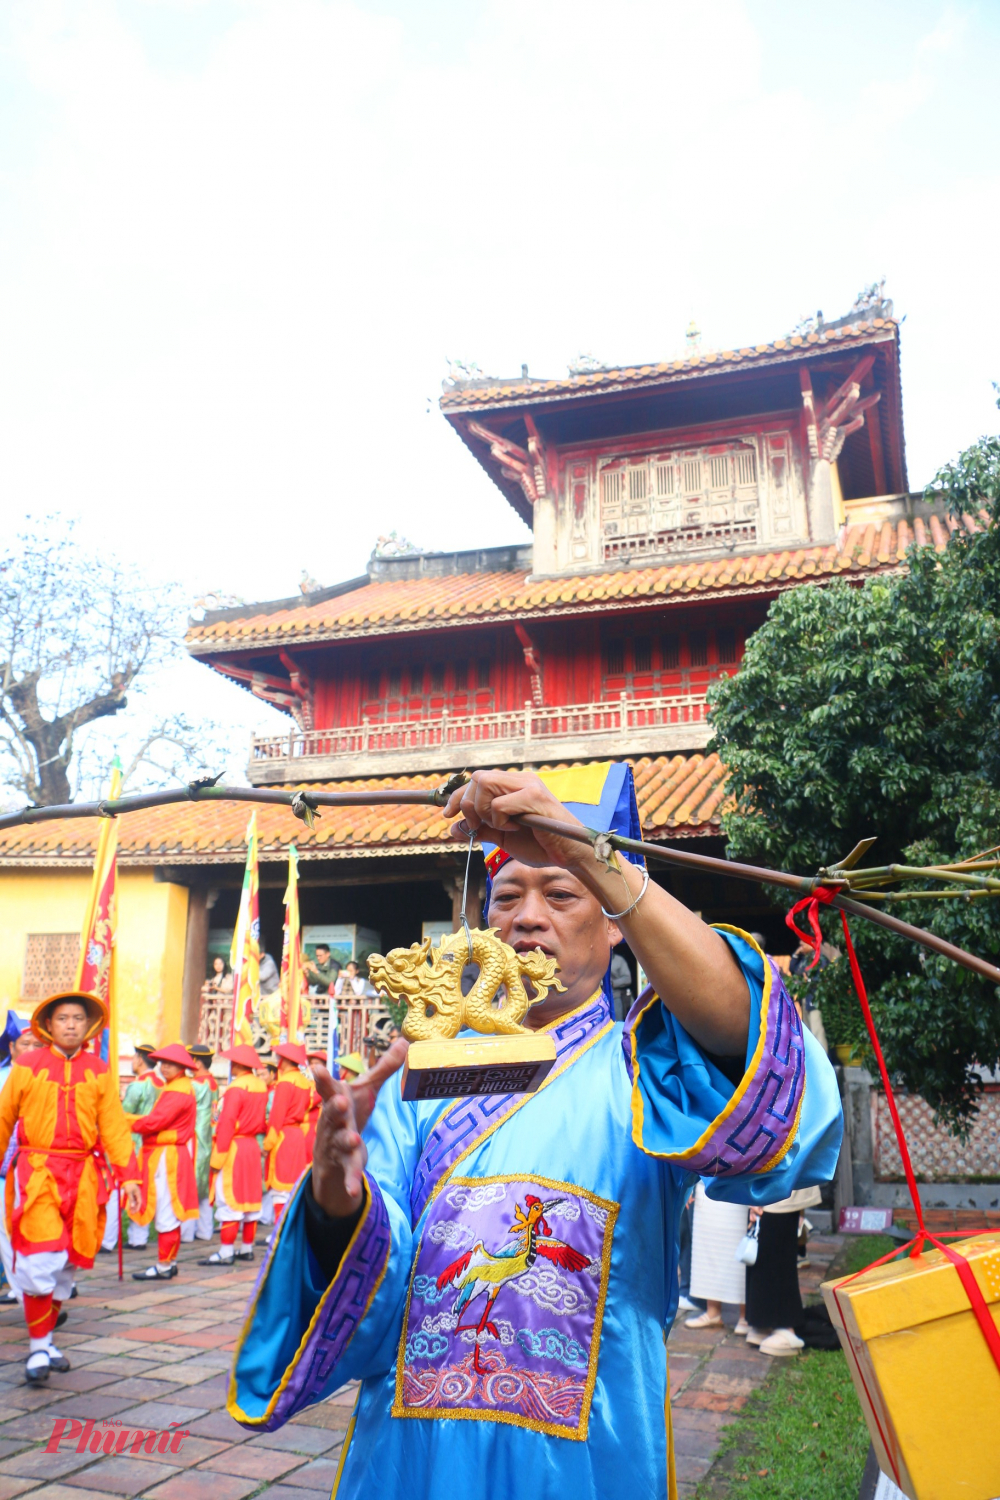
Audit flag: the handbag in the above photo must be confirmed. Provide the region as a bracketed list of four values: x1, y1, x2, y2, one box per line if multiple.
[735, 1218, 759, 1266]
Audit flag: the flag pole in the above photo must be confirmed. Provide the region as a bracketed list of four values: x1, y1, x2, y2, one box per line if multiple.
[74, 757, 124, 1277]
[281, 846, 305, 1045]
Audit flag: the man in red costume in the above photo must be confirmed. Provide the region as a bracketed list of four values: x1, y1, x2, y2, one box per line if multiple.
[263, 1042, 312, 1226]
[125, 1044, 200, 1281]
[0, 992, 140, 1383]
[201, 1044, 267, 1266]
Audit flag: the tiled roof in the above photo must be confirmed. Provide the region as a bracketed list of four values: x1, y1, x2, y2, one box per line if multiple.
[0, 756, 731, 867]
[186, 514, 978, 651]
[440, 318, 897, 412]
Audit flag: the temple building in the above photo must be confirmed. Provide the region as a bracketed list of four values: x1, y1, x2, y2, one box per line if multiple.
[0, 290, 975, 1051]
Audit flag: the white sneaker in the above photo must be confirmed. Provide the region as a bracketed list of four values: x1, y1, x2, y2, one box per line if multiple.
[759, 1327, 804, 1356]
[677, 1295, 697, 1312]
[744, 1326, 769, 1346]
[733, 1317, 750, 1336]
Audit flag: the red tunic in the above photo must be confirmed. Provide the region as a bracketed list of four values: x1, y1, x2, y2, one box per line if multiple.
[210, 1074, 267, 1213]
[0, 1046, 138, 1266]
[263, 1071, 312, 1193]
[127, 1077, 199, 1225]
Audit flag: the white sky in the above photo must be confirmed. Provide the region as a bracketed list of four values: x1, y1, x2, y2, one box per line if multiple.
[1, 0, 999, 767]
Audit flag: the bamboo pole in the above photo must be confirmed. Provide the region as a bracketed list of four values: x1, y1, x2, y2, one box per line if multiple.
[1, 777, 998, 987]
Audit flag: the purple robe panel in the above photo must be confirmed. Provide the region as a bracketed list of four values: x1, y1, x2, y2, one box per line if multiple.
[393, 1173, 617, 1441]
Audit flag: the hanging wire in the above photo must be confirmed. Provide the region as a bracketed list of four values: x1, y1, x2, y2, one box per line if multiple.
[460, 827, 475, 962]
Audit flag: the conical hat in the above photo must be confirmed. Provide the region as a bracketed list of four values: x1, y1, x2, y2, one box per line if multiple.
[31, 992, 108, 1047]
[221, 1043, 262, 1069]
[148, 1043, 196, 1069]
[274, 1041, 307, 1066]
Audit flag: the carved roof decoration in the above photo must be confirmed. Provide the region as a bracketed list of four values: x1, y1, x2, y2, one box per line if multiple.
[186, 511, 979, 655]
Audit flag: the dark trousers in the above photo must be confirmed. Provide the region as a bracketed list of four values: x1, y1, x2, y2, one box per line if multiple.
[745, 1210, 803, 1329]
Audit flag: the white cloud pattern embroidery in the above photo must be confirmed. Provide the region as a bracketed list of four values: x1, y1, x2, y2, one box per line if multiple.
[507, 1264, 593, 1317]
[445, 1183, 508, 1213]
[427, 1219, 474, 1249]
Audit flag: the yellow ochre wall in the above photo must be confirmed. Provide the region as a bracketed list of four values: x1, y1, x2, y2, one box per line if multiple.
[0, 869, 189, 1051]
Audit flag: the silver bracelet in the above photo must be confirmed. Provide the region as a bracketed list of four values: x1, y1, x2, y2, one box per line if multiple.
[601, 866, 649, 921]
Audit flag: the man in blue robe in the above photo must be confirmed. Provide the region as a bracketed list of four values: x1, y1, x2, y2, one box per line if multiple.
[228, 763, 842, 1499]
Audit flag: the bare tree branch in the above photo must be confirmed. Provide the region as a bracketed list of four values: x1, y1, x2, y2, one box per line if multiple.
[0, 520, 188, 804]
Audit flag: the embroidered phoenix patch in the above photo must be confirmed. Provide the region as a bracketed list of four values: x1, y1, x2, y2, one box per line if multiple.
[394, 1173, 618, 1440]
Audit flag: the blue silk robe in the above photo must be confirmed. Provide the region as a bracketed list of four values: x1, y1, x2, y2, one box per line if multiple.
[228, 931, 842, 1499]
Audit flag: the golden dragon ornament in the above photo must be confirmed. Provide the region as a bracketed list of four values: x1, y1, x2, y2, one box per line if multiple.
[367, 927, 565, 1041]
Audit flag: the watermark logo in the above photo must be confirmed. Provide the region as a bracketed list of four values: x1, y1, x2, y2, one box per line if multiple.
[45, 1419, 190, 1456]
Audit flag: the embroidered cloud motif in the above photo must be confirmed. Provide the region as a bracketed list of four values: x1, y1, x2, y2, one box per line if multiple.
[507, 1263, 593, 1317]
[428, 1218, 473, 1249]
[516, 1326, 589, 1371]
[445, 1182, 508, 1213]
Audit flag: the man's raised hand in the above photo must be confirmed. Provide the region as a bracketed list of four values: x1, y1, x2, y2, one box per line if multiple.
[443, 769, 590, 871]
[310, 1039, 408, 1219]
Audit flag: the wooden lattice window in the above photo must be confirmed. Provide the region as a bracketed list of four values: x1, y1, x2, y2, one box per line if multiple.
[708, 454, 730, 490]
[734, 449, 757, 487]
[602, 469, 625, 507]
[22, 934, 79, 1000]
[682, 457, 702, 494]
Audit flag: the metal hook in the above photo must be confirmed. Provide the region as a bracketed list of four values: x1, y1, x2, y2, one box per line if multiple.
[460, 827, 475, 963]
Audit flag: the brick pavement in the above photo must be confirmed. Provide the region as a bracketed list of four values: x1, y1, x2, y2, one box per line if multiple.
[0, 1241, 353, 1500]
[0, 1231, 843, 1500]
[666, 1229, 843, 1496]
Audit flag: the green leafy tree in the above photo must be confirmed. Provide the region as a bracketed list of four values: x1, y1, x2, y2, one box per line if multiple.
[708, 399, 1000, 1131]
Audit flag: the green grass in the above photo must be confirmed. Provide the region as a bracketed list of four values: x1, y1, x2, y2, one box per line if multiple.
[831, 1233, 899, 1279]
[696, 1348, 870, 1500]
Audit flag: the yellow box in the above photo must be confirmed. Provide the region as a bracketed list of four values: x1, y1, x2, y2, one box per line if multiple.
[822, 1233, 1000, 1499]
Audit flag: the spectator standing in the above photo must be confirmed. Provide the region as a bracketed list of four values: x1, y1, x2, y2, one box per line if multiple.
[333, 959, 368, 1000]
[744, 1185, 823, 1355]
[685, 1182, 749, 1333]
[259, 949, 280, 998]
[304, 943, 341, 993]
[206, 955, 233, 994]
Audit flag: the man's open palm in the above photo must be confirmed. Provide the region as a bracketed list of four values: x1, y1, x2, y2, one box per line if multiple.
[310, 1040, 408, 1218]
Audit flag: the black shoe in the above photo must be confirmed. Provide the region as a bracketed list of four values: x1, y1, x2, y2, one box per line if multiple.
[131, 1264, 177, 1281]
[69, 1285, 78, 1299]
[46, 1346, 70, 1373]
[1, 1289, 18, 1305]
[55, 1310, 67, 1329]
[235, 1250, 255, 1262]
[198, 1251, 235, 1267]
[24, 1352, 49, 1383]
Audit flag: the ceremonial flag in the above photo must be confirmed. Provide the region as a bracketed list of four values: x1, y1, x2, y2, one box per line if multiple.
[229, 813, 261, 1046]
[76, 757, 122, 1064]
[279, 844, 307, 1044]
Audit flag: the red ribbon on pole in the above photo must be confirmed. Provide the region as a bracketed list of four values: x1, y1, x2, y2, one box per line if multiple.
[787, 893, 1000, 1477]
[786, 892, 1000, 1482]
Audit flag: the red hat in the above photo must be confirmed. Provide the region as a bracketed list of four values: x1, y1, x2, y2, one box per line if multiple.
[222, 1044, 262, 1069]
[274, 1041, 307, 1066]
[306, 1049, 326, 1063]
[148, 1043, 196, 1069]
